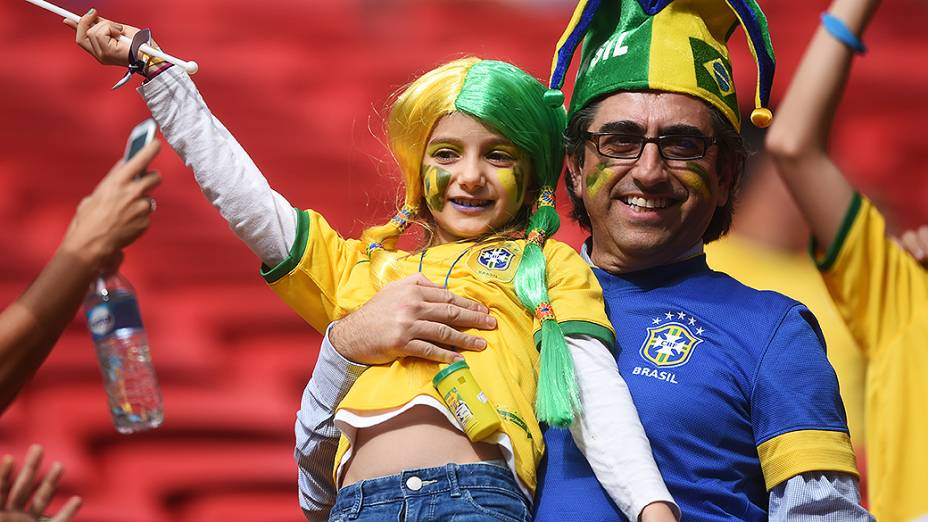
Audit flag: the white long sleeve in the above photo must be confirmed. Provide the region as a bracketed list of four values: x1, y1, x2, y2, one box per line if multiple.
[296, 324, 367, 520]
[568, 335, 679, 521]
[138, 67, 297, 267]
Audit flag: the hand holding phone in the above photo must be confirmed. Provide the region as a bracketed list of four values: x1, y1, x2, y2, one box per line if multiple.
[125, 118, 157, 161]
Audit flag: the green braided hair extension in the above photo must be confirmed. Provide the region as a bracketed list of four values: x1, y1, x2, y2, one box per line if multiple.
[454, 62, 578, 427]
[517, 189, 580, 427]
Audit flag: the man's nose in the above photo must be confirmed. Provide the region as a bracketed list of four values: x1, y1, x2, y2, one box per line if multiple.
[631, 142, 670, 186]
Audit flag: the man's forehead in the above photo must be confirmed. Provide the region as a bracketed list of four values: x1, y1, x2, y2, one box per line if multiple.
[589, 91, 713, 132]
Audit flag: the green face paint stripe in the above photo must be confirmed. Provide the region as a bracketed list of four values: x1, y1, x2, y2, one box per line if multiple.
[513, 165, 526, 204]
[685, 162, 711, 183]
[423, 165, 451, 211]
[683, 161, 712, 196]
[586, 163, 614, 197]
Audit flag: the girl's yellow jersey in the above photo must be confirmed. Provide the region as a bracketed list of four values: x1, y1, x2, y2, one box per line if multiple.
[262, 209, 615, 496]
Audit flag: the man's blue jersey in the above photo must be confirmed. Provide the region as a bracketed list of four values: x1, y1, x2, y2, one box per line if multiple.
[535, 255, 857, 521]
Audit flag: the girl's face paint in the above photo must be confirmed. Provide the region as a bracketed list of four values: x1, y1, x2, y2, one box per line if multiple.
[585, 162, 618, 198]
[419, 113, 532, 244]
[423, 164, 452, 212]
[494, 164, 528, 215]
[680, 161, 712, 198]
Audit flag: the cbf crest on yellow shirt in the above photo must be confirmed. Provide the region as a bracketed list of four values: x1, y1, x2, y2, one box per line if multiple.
[466, 241, 523, 283]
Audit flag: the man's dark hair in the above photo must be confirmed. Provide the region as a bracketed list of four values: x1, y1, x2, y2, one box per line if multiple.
[563, 95, 747, 243]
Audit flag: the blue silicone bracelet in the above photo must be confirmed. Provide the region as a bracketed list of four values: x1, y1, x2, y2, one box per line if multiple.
[821, 13, 867, 54]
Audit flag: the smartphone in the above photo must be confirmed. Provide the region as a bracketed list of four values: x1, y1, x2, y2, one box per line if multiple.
[124, 118, 158, 161]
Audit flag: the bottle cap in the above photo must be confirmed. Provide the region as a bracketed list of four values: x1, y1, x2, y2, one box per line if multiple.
[432, 359, 469, 386]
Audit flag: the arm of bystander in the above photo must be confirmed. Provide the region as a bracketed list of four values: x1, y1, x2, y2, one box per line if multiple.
[0, 141, 160, 413]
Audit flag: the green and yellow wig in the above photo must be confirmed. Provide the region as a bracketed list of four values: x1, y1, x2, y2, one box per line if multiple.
[361, 57, 581, 426]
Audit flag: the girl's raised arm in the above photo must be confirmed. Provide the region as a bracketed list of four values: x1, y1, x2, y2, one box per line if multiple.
[64, 10, 298, 267]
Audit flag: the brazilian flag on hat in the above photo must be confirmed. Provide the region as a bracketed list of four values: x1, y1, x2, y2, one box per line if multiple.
[548, 0, 775, 129]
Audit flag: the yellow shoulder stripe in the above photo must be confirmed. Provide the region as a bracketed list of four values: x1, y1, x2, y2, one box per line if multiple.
[756, 429, 858, 490]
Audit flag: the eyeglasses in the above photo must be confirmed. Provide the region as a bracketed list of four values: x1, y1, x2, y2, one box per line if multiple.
[584, 132, 717, 161]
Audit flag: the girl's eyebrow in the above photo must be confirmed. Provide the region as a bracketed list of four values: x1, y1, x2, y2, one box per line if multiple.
[425, 140, 464, 155]
[426, 137, 463, 147]
[426, 138, 518, 152]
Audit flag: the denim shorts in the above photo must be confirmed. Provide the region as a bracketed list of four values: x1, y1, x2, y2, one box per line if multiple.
[329, 462, 531, 522]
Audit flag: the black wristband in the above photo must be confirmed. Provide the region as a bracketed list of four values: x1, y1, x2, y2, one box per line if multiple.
[112, 29, 152, 90]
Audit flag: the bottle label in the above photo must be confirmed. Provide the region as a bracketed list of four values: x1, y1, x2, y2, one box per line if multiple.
[86, 298, 144, 341]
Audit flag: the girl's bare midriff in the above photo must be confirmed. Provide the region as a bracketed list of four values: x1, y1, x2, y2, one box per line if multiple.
[341, 405, 504, 487]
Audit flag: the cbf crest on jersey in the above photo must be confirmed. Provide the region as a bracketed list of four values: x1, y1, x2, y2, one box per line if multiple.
[640, 311, 705, 368]
[466, 241, 523, 283]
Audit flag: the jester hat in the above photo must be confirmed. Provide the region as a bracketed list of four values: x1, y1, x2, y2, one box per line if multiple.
[548, 0, 776, 129]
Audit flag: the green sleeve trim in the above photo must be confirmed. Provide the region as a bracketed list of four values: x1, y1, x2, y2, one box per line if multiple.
[534, 320, 616, 352]
[809, 193, 862, 272]
[260, 208, 310, 283]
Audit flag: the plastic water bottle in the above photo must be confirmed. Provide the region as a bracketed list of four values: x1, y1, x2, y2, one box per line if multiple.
[83, 273, 163, 434]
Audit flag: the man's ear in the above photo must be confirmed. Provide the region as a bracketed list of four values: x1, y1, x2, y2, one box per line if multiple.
[566, 153, 584, 199]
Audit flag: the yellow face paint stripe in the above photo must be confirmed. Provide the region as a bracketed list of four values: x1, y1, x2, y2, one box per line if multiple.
[426, 142, 462, 156]
[586, 163, 616, 198]
[495, 167, 518, 209]
[682, 161, 712, 197]
[493, 165, 528, 215]
[423, 165, 451, 211]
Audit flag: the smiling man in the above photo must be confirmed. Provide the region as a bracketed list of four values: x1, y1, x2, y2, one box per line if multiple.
[563, 92, 739, 272]
[533, 0, 869, 520]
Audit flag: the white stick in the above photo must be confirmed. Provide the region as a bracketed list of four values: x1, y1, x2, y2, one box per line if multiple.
[24, 0, 199, 74]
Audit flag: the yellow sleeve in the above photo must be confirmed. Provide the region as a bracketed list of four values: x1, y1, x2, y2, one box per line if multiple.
[532, 240, 615, 349]
[757, 430, 858, 490]
[813, 194, 928, 357]
[260, 209, 365, 333]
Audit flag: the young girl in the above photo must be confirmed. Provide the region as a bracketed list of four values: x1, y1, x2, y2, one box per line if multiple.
[68, 11, 678, 521]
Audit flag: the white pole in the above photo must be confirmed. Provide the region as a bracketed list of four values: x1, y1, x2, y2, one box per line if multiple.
[24, 0, 199, 74]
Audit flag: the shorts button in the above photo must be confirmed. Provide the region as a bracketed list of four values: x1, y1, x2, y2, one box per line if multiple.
[406, 476, 423, 491]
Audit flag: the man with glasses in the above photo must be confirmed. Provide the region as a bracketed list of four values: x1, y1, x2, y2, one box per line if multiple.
[292, 0, 872, 520]
[534, 0, 869, 519]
